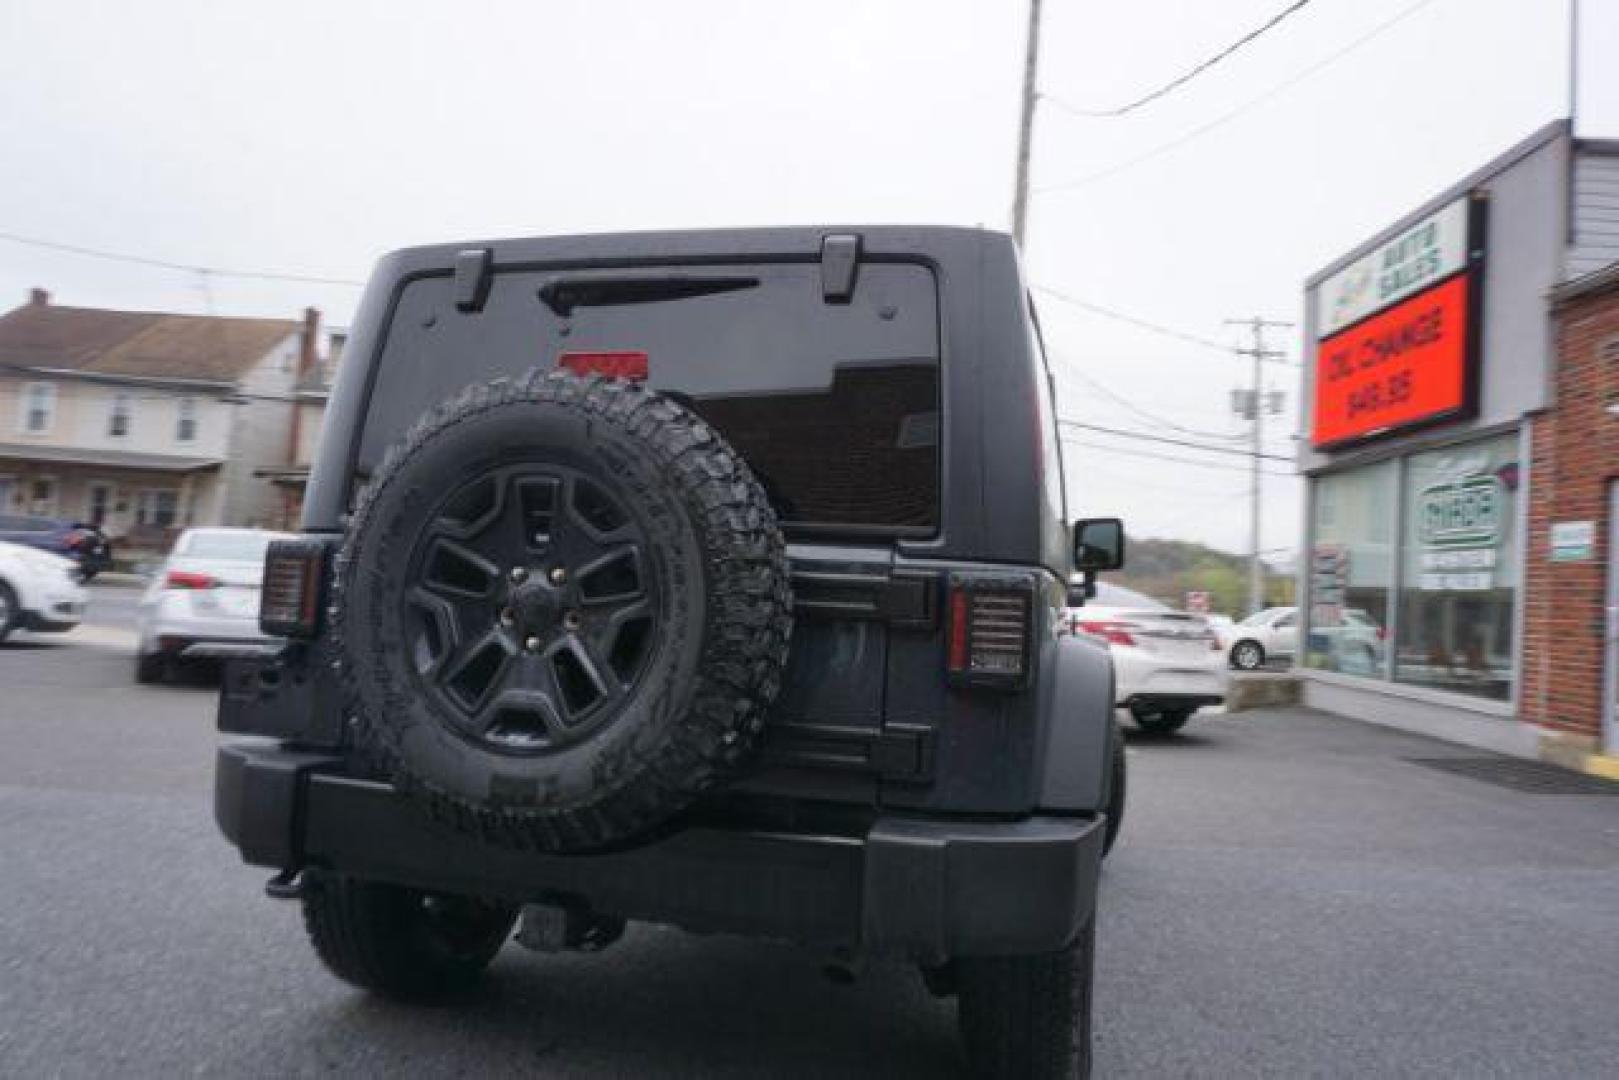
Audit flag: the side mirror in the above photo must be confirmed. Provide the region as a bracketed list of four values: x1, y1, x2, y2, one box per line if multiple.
[1073, 517, 1125, 573]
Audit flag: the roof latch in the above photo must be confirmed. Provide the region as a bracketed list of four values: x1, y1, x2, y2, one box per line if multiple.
[820, 233, 861, 304]
[453, 248, 494, 313]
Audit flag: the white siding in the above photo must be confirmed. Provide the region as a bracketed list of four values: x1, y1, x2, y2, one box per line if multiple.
[1570, 150, 1619, 278]
[219, 334, 300, 528]
[64, 382, 231, 458]
[294, 400, 326, 468]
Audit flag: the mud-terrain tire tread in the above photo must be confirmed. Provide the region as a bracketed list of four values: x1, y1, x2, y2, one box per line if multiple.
[300, 872, 515, 1000]
[958, 917, 1095, 1078]
[331, 370, 792, 852]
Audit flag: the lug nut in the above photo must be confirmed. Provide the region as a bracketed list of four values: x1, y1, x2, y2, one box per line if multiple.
[509, 567, 529, 584]
[499, 608, 515, 626]
[524, 636, 542, 653]
[564, 610, 582, 630]
[549, 567, 568, 585]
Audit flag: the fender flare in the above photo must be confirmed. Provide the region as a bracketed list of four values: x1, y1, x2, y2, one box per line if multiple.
[1035, 634, 1117, 813]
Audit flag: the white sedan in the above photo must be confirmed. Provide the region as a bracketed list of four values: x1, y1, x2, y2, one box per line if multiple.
[134, 527, 293, 683]
[1226, 606, 1300, 670]
[0, 539, 88, 644]
[1066, 582, 1228, 735]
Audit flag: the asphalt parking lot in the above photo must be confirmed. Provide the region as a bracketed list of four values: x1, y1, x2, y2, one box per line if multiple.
[2, 585, 1617, 1077]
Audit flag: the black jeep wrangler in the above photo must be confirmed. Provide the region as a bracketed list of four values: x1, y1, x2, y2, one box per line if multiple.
[215, 226, 1124, 1077]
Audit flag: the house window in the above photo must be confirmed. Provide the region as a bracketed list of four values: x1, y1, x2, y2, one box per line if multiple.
[136, 489, 179, 528]
[176, 397, 197, 443]
[20, 382, 56, 434]
[108, 393, 133, 438]
[27, 476, 58, 516]
[86, 483, 112, 527]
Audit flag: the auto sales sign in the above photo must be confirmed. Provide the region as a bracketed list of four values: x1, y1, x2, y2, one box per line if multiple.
[1310, 195, 1486, 449]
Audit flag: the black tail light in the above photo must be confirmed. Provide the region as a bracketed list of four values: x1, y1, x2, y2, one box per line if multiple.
[260, 540, 328, 638]
[946, 574, 1036, 690]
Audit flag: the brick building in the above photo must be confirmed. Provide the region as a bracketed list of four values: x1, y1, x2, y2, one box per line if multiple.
[1521, 265, 1619, 762]
[1294, 120, 1619, 772]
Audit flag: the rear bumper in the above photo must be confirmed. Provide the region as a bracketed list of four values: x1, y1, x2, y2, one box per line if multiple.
[215, 742, 1103, 963]
[1113, 649, 1228, 706]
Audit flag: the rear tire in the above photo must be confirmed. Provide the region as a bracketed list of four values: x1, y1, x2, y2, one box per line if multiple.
[0, 581, 16, 644]
[958, 916, 1095, 1079]
[134, 651, 169, 685]
[1103, 727, 1125, 857]
[301, 872, 516, 1000]
[1230, 639, 1265, 670]
[1129, 703, 1191, 735]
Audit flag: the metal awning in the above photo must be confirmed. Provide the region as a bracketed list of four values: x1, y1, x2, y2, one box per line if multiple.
[0, 443, 223, 472]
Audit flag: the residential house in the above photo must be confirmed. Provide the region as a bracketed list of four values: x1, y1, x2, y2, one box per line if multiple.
[255, 328, 345, 524]
[0, 288, 332, 553]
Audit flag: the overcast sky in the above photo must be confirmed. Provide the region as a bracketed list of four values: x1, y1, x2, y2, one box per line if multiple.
[2, 0, 1613, 557]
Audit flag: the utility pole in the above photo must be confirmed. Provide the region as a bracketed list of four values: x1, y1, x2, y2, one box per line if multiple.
[1225, 317, 1292, 615]
[1569, 0, 1580, 131]
[1011, 0, 1044, 249]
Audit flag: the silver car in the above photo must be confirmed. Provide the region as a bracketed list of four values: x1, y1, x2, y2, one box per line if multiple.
[134, 527, 293, 683]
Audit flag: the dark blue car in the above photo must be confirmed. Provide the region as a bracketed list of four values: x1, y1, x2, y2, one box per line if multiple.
[0, 514, 113, 580]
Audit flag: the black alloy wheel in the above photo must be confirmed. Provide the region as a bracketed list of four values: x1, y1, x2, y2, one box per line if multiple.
[406, 464, 661, 754]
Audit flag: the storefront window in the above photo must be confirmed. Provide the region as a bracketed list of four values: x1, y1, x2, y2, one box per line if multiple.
[1394, 433, 1519, 700]
[1306, 462, 1395, 676]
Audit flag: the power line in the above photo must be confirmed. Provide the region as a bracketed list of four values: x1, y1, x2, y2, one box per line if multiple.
[1048, 351, 1245, 441]
[0, 229, 367, 287]
[1059, 417, 1294, 463]
[1036, 0, 1443, 195]
[1034, 284, 1239, 356]
[1060, 435, 1294, 477]
[1041, 0, 1318, 119]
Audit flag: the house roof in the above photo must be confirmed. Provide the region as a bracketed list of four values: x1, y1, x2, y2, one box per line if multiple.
[1551, 259, 1619, 306]
[0, 300, 300, 383]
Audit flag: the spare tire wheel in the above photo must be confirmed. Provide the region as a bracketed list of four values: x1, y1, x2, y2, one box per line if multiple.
[333, 371, 793, 852]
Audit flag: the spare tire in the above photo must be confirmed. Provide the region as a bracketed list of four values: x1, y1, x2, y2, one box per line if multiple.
[333, 370, 792, 852]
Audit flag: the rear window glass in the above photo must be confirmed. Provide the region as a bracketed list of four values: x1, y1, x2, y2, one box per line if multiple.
[180, 531, 277, 561]
[357, 261, 941, 533]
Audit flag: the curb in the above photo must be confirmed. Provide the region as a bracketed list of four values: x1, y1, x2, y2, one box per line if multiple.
[1582, 753, 1619, 783]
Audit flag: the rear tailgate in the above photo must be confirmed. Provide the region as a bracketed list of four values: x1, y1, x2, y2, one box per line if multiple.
[347, 250, 944, 806]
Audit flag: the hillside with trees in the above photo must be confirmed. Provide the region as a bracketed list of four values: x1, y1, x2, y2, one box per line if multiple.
[1114, 537, 1295, 616]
